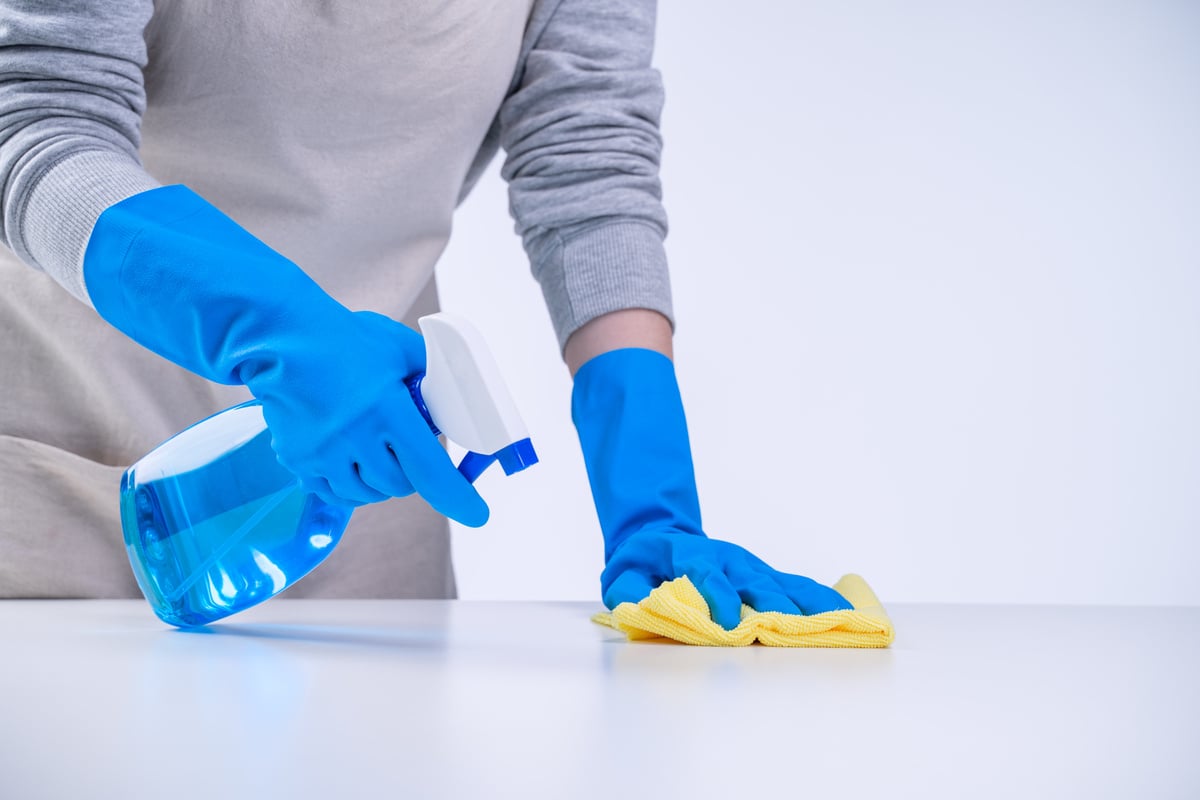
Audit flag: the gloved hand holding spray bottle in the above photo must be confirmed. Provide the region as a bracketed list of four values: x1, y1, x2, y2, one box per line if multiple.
[84, 185, 536, 627]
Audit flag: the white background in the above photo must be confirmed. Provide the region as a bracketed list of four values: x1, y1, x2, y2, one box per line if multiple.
[437, 1, 1200, 605]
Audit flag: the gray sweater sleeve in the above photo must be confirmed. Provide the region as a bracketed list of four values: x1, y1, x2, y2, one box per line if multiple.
[0, 0, 160, 304]
[499, 0, 673, 351]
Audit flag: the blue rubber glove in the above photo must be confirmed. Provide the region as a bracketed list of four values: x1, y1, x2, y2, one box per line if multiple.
[83, 185, 488, 525]
[571, 348, 853, 630]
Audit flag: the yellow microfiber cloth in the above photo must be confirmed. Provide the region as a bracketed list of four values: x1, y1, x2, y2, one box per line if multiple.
[592, 573, 895, 647]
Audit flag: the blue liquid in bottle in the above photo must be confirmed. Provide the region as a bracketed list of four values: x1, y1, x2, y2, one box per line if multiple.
[121, 401, 352, 627]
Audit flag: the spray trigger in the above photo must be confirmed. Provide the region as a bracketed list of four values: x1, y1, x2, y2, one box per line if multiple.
[407, 312, 538, 482]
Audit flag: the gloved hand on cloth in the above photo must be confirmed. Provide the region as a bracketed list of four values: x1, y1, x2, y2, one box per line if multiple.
[573, 348, 893, 646]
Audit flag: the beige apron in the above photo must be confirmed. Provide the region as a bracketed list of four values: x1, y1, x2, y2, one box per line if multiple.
[0, 0, 533, 598]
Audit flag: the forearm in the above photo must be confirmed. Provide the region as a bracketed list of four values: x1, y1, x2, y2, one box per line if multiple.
[499, 0, 673, 354]
[0, 0, 158, 303]
[563, 308, 673, 377]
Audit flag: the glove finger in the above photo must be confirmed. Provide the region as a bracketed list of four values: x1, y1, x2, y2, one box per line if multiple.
[721, 560, 804, 615]
[324, 462, 389, 507]
[301, 476, 356, 509]
[353, 444, 416, 499]
[774, 572, 855, 614]
[693, 569, 744, 631]
[739, 584, 804, 616]
[602, 570, 658, 610]
[388, 408, 490, 527]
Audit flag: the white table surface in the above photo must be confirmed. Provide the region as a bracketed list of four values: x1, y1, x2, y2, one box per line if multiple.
[1, 599, 1196, 799]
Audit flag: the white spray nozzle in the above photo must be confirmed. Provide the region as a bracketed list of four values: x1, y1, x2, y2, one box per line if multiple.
[414, 312, 537, 480]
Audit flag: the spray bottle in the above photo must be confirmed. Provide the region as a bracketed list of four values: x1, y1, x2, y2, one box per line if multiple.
[120, 312, 536, 627]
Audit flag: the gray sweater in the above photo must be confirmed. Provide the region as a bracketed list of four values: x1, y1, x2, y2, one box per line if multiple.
[0, 0, 672, 350]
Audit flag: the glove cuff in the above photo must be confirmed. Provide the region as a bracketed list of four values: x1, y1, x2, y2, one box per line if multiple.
[571, 348, 704, 560]
[83, 184, 348, 386]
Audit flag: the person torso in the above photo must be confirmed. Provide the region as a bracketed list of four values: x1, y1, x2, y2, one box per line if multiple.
[141, 0, 533, 312]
